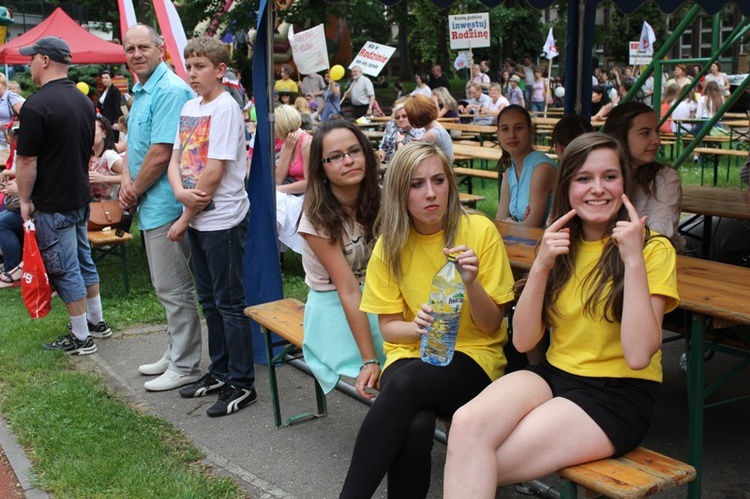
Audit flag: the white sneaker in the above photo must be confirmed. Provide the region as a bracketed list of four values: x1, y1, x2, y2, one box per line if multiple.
[144, 369, 201, 392]
[138, 356, 169, 376]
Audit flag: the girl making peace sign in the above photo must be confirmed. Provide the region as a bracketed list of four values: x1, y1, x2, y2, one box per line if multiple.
[444, 132, 679, 497]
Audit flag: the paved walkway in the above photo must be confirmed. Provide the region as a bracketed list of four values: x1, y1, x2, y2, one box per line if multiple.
[2, 324, 750, 498]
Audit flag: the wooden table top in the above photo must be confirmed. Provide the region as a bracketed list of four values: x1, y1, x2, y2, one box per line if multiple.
[495, 221, 750, 324]
[452, 143, 503, 162]
[442, 122, 496, 134]
[681, 184, 750, 220]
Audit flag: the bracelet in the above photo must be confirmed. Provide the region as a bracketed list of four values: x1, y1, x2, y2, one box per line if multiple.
[359, 359, 380, 372]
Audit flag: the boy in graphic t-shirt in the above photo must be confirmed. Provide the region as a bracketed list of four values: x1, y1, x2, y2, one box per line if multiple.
[166, 36, 256, 417]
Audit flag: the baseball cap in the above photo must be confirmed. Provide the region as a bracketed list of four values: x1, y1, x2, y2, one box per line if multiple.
[19, 37, 72, 64]
[510, 75, 521, 83]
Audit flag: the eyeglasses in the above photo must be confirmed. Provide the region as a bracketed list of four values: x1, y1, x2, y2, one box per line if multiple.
[322, 146, 364, 164]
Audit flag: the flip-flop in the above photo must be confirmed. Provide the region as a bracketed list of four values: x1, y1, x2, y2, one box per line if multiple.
[0, 266, 22, 289]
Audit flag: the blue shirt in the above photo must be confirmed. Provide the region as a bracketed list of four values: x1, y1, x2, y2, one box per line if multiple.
[507, 150, 556, 223]
[127, 62, 194, 230]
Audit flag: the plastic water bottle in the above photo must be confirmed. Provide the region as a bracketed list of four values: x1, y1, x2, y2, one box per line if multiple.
[421, 256, 464, 366]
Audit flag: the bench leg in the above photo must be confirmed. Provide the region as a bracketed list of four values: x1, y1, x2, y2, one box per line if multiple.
[262, 328, 328, 428]
[559, 479, 580, 498]
[686, 312, 705, 499]
[263, 326, 283, 428]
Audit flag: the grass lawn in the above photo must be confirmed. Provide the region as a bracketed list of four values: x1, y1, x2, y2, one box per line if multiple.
[0, 228, 244, 498]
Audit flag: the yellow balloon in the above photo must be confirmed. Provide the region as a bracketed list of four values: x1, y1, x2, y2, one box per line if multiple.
[76, 82, 90, 95]
[329, 65, 345, 82]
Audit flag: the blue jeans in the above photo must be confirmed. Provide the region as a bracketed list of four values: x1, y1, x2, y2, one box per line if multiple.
[0, 208, 23, 270]
[34, 207, 99, 304]
[188, 215, 255, 390]
[530, 100, 545, 112]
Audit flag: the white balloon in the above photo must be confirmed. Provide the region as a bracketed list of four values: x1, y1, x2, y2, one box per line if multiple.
[554, 86, 565, 98]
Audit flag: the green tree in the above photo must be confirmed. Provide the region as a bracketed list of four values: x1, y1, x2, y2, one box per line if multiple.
[605, 1, 668, 64]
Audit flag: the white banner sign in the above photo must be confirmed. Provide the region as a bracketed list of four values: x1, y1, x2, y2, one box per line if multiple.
[349, 41, 396, 77]
[628, 41, 653, 65]
[289, 24, 329, 75]
[448, 13, 490, 50]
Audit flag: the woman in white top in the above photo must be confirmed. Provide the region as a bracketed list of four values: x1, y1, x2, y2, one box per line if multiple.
[696, 81, 725, 121]
[703, 62, 730, 96]
[411, 73, 432, 97]
[481, 83, 510, 124]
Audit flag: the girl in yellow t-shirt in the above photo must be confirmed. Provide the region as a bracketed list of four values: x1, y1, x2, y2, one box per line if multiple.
[340, 142, 515, 498]
[444, 133, 679, 497]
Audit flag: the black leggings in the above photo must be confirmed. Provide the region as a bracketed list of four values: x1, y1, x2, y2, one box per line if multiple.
[340, 352, 491, 499]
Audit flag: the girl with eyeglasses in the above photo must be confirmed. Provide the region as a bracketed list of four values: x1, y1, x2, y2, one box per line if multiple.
[298, 120, 386, 402]
[340, 141, 515, 498]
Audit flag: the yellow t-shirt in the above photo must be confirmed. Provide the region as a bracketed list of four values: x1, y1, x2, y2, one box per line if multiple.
[546, 236, 679, 382]
[361, 214, 516, 381]
[274, 79, 299, 93]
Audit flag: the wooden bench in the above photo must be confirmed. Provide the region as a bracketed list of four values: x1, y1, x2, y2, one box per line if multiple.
[558, 446, 696, 498]
[692, 147, 748, 185]
[458, 192, 485, 208]
[244, 298, 327, 427]
[87, 229, 133, 294]
[247, 300, 695, 497]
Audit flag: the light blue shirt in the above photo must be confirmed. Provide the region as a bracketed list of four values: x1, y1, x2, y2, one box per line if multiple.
[507, 150, 557, 223]
[127, 62, 194, 230]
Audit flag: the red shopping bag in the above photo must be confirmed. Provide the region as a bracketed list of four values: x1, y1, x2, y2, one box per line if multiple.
[21, 219, 52, 319]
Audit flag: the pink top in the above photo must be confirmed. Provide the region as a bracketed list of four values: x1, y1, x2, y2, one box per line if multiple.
[287, 131, 312, 182]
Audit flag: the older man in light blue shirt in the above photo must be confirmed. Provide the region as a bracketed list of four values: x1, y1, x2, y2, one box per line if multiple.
[120, 24, 202, 392]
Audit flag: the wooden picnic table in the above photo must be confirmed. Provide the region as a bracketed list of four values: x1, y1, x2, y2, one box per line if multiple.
[681, 184, 750, 257]
[451, 142, 502, 163]
[494, 220, 750, 499]
[692, 146, 747, 186]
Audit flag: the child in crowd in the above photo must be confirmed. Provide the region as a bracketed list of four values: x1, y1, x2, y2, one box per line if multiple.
[89, 115, 122, 201]
[298, 120, 386, 398]
[166, 36, 256, 417]
[340, 142, 515, 498]
[444, 133, 679, 497]
[603, 102, 684, 251]
[495, 105, 557, 227]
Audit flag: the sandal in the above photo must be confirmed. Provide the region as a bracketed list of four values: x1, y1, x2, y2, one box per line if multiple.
[0, 265, 22, 289]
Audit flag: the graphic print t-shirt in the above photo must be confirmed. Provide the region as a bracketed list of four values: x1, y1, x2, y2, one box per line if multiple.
[174, 91, 249, 231]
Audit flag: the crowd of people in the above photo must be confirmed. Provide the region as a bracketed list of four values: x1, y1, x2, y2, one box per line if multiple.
[0, 24, 747, 499]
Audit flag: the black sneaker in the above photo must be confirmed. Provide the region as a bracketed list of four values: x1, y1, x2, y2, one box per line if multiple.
[179, 373, 226, 398]
[67, 320, 112, 339]
[43, 333, 97, 355]
[206, 386, 257, 417]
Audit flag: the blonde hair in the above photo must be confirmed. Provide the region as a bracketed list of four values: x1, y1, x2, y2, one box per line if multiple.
[294, 96, 310, 113]
[0, 72, 6, 88]
[432, 87, 458, 113]
[274, 104, 302, 138]
[376, 141, 465, 280]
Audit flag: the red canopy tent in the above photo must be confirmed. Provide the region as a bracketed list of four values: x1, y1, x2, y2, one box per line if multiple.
[0, 7, 126, 65]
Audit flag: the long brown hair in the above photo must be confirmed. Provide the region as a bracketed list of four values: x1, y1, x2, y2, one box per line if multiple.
[603, 101, 664, 198]
[304, 120, 381, 245]
[496, 105, 532, 174]
[514, 132, 640, 326]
